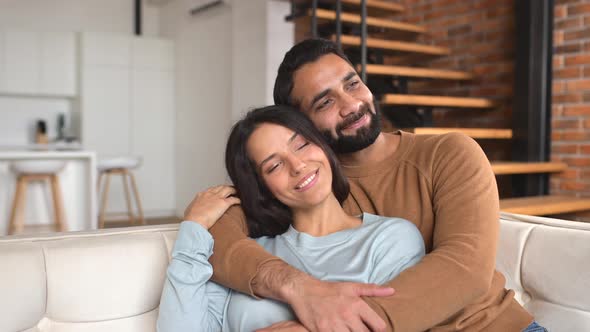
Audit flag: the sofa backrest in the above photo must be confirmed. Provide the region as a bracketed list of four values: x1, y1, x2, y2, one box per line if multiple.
[0, 225, 179, 332]
[0, 214, 589, 332]
[497, 212, 590, 332]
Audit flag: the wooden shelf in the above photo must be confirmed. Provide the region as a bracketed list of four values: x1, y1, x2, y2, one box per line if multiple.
[339, 0, 405, 13]
[382, 94, 494, 108]
[404, 127, 513, 139]
[362, 64, 472, 80]
[500, 195, 590, 216]
[294, 0, 404, 15]
[491, 162, 567, 175]
[312, 9, 424, 33]
[336, 35, 451, 56]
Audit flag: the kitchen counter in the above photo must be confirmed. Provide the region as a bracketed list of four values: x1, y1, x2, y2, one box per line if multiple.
[0, 141, 84, 152]
[0, 149, 97, 235]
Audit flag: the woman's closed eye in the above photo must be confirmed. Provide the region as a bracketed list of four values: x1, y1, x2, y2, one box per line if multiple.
[266, 161, 282, 174]
[296, 142, 310, 151]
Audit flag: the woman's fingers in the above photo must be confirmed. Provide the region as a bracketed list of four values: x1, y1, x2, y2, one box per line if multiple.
[209, 185, 235, 197]
[225, 196, 241, 207]
[217, 185, 237, 198]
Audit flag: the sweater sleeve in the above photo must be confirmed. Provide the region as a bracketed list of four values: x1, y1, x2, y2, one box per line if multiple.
[157, 221, 230, 332]
[208, 205, 283, 296]
[363, 133, 500, 332]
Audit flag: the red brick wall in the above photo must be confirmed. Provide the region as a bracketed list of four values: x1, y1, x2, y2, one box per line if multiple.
[394, 0, 515, 163]
[551, 0, 590, 196]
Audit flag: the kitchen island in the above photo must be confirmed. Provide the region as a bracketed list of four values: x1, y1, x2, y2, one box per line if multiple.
[0, 147, 97, 235]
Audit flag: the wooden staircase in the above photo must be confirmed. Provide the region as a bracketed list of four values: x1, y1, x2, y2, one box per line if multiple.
[291, 0, 590, 218]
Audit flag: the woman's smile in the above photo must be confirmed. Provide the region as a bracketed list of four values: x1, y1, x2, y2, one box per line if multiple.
[295, 169, 319, 191]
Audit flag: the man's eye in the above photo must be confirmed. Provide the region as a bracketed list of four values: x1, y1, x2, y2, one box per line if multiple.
[316, 99, 332, 111]
[348, 80, 359, 89]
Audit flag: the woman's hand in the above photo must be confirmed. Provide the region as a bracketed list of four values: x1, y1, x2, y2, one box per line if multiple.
[256, 320, 309, 332]
[183, 185, 241, 230]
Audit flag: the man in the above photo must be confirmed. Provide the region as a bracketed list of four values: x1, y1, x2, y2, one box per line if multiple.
[204, 39, 534, 331]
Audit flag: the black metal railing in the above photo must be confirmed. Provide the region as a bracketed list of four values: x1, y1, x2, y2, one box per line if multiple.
[287, 0, 368, 82]
[360, 0, 367, 82]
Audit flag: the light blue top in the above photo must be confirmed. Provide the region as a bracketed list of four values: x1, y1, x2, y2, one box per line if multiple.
[157, 213, 425, 332]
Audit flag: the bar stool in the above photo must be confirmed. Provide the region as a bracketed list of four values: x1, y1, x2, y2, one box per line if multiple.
[8, 160, 67, 235]
[97, 156, 144, 228]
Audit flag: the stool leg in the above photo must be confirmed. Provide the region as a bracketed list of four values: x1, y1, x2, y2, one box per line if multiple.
[98, 172, 112, 229]
[97, 172, 104, 193]
[8, 176, 28, 235]
[122, 170, 135, 225]
[50, 175, 67, 232]
[128, 171, 145, 225]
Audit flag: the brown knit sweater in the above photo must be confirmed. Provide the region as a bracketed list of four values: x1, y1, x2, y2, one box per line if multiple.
[208, 131, 533, 331]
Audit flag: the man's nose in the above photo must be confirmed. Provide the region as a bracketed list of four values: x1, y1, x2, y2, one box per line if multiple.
[338, 93, 363, 118]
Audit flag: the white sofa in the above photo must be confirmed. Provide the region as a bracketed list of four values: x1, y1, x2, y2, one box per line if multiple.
[1, 213, 589, 332]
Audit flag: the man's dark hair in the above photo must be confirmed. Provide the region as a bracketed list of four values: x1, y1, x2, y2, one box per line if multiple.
[273, 38, 351, 107]
[225, 105, 350, 238]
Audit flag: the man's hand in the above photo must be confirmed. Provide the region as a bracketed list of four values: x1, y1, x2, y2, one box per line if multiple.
[284, 277, 394, 332]
[256, 320, 309, 332]
[252, 258, 393, 332]
[183, 185, 240, 230]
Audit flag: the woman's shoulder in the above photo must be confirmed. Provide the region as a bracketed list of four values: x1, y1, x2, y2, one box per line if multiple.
[362, 213, 417, 229]
[362, 213, 423, 243]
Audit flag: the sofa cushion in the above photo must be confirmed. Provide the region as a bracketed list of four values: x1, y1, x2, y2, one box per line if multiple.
[0, 225, 177, 332]
[0, 243, 46, 332]
[498, 212, 590, 332]
[523, 225, 590, 312]
[44, 233, 169, 322]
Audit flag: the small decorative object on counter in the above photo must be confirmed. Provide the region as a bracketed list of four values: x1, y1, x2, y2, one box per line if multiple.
[57, 113, 66, 141]
[35, 120, 48, 144]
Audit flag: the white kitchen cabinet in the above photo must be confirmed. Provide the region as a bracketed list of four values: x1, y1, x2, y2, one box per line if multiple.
[81, 32, 131, 67]
[81, 33, 176, 217]
[40, 32, 77, 96]
[0, 30, 76, 97]
[131, 69, 175, 213]
[132, 37, 174, 70]
[1, 30, 40, 95]
[81, 66, 131, 157]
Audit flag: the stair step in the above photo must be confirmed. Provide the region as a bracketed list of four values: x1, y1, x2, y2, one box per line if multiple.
[339, 0, 405, 13]
[312, 9, 424, 34]
[382, 94, 494, 108]
[491, 162, 568, 175]
[500, 195, 590, 216]
[363, 64, 472, 80]
[336, 35, 451, 56]
[404, 128, 513, 139]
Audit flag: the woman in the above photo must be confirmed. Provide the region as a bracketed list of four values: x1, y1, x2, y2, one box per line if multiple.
[157, 105, 425, 331]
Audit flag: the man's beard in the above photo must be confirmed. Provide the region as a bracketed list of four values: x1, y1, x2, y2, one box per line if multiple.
[321, 101, 382, 154]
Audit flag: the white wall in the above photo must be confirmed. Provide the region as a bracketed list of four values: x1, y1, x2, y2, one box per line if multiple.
[266, 0, 294, 107]
[231, 0, 294, 122]
[231, 0, 268, 122]
[160, 0, 294, 216]
[0, 0, 160, 35]
[159, 0, 234, 215]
